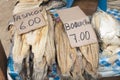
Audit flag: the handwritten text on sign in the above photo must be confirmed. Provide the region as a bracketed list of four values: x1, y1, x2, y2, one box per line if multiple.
[57, 6, 98, 48]
[13, 7, 46, 34]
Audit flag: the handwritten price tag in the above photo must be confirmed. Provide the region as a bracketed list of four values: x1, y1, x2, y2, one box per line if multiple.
[13, 7, 46, 34]
[57, 6, 98, 48]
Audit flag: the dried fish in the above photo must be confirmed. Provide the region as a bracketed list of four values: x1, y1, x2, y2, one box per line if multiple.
[92, 11, 120, 56]
[92, 11, 120, 46]
[9, 0, 55, 80]
[55, 20, 77, 79]
[44, 12, 55, 65]
[79, 43, 99, 79]
[25, 8, 49, 80]
[71, 50, 85, 80]
[19, 47, 34, 80]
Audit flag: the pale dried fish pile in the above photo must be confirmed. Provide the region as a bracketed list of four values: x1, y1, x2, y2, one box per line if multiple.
[7, 0, 99, 80]
[8, 0, 55, 80]
[92, 11, 120, 77]
[47, 1, 99, 79]
[92, 11, 120, 56]
[54, 18, 99, 80]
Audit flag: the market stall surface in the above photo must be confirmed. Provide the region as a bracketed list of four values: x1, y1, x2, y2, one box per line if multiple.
[0, 0, 16, 57]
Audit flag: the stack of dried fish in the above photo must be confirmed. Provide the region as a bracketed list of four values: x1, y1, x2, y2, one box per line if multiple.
[45, 0, 99, 79]
[8, 0, 55, 80]
[92, 11, 120, 56]
[54, 17, 99, 80]
[7, 0, 99, 80]
[92, 10, 120, 77]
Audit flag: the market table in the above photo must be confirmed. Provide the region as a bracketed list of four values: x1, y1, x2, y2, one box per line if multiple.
[100, 76, 120, 80]
[0, 41, 7, 80]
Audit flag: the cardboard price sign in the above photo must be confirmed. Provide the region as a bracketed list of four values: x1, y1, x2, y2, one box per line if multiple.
[13, 7, 46, 34]
[57, 6, 98, 48]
